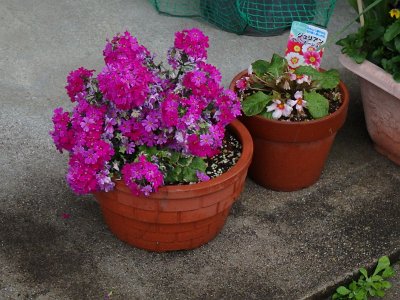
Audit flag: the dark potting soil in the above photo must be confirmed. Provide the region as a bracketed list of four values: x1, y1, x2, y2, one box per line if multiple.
[205, 131, 242, 179]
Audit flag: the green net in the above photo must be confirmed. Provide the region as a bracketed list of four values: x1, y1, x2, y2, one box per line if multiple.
[149, 0, 337, 35]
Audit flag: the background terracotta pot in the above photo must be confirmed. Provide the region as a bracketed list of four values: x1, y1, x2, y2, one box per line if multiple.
[340, 54, 400, 165]
[229, 70, 349, 191]
[94, 120, 253, 252]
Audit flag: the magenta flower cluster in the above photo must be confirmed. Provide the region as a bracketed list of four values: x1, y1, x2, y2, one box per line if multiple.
[50, 28, 241, 196]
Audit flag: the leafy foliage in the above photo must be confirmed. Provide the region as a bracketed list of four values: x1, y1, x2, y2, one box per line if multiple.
[337, 0, 400, 82]
[304, 91, 329, 119]
[332, 256, 395, 300]
[236, 54, 341, 121]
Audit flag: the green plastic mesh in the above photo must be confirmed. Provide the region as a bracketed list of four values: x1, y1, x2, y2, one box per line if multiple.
[149, 0, 337, 35]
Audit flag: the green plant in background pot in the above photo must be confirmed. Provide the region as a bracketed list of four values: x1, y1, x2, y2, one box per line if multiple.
[230, 54, 349, 191]
[337, 0, 400, 81]
[338, 0, 400, 165]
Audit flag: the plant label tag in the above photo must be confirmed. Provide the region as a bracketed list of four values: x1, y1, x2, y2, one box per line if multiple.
[285, 21, 328, 70]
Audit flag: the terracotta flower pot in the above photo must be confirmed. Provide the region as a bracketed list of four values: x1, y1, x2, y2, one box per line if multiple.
[229, 70, 349, 191]
[94, 120, 253, 252]
[340, 54, 400, 165]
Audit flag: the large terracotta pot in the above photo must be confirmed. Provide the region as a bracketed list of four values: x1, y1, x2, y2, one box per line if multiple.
[229, 70, 349, 191]
[340, 54, 400, 165]
[94, 120, 253, 252]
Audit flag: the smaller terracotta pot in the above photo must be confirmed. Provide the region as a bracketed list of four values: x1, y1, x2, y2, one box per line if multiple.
[229, 70, 350, 191]
[94, 120, 253, 252]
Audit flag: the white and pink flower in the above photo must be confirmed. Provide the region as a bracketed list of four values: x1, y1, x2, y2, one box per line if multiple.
[302, 44, 317, 54]
[267, 99, 293, 119]
[285, 52, 304, 69]
[287, 91, 307, 112]
[289, 73, 311, 85]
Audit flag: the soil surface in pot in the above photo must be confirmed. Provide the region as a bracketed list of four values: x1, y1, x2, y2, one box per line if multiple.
[205, 132, 242, 178]
[162, 132, 242, 185]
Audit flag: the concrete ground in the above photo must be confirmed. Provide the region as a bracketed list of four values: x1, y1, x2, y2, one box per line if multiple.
[1, 0, 399, 299]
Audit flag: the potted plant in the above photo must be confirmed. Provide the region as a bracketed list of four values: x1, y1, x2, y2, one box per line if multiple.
[337, 0, 400, 165]
[230, 54, 349, 191]
[50, 28, 253, 252]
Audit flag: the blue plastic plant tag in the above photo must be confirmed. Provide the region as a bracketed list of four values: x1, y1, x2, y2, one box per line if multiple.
[285, 21, 328, 70]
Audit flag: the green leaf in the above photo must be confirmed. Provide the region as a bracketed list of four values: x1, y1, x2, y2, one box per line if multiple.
[367, 25, 385, 42]
[242, 91, 272, 116]
[371, 281, 382, 290]
[359, 268, 368, 279]
[371, 275, 382, 281]
[384, 20, 400, 42]
[252, 60, 270, 77]
[375, 289, 385, 297]
[190, 156, 207, 172]
[178, 156, 193, 167]
[373, 256, 390, 276]
[350, 51, 368, 64]
[331, 294, 339, 300]
[349, 281, 358, 291]
[304, 91, 329, 119]
[295, 66, 340, 89]
[182, 167, 197, 182]
[354, 289, 366, 300]
[394, 37, 400, 52]
[170, 152, 180, 164]
[381, 281, 392, 289]
[166, 165, 183, 183]
[267, 54, 288, 78]
[336, 286, 351, 295]
[382, 266, 395, 278]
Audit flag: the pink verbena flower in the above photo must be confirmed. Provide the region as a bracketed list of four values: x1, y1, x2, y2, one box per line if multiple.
[141, 112, 159, 132]
[103, 31, 150, 66]
[187, 134, 219, 157]
[235, 77, 248, 91]
[174, 28, 209, 61]
[50, 107, 75, 152]
[161, 93, 180, 127]
[197, 62, 222, 82]
[65, 67, 94, 102]
[214, 90, 241, 126]
[96, 169, 115, 192]
[67, 160, 98, 194]
[51, 29, 240, 197]
[97, 61, 155, 110]
[122, 155, 163, 196]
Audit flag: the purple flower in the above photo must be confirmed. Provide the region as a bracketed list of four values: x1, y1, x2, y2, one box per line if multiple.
[126, 142, 135, 154]
[196, 171, 210, 182]
[84, 149, 99, 165]
[199, 133, 213, 146]
[142, 114, 159, 132]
